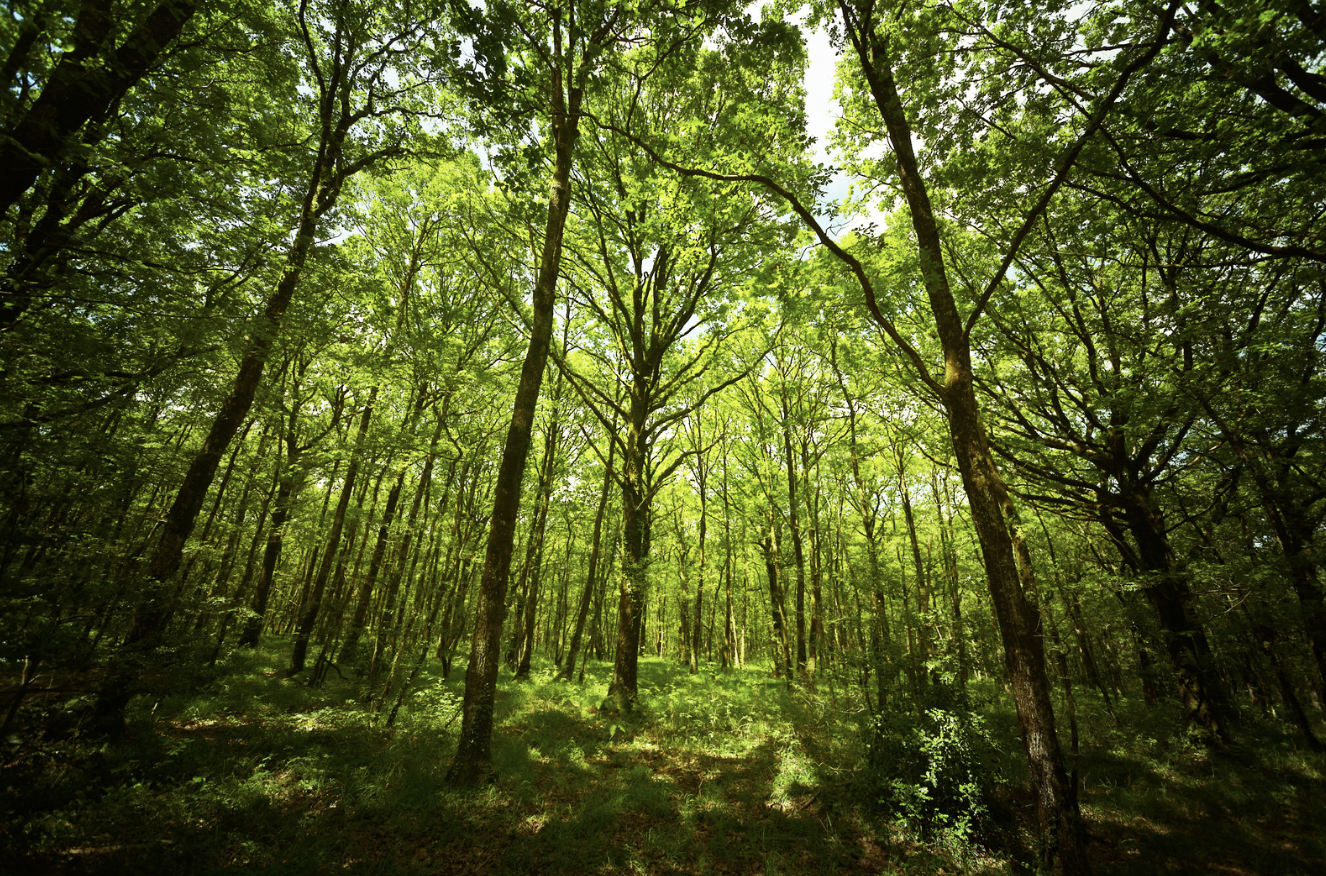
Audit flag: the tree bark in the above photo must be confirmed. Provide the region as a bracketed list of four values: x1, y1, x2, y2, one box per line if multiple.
[90, 186, 326, 732]
[610, 414, 650, 709]
[89, 12, 379, 729]
[0, 0, 199, 218]
[691, 463, 707, 675]
[515, 418, 559, 680]
[1111, 486, 1230, 742]
[240, 417, 307, 649]
[831, 345, 893, 705]
[764, 518, 793, 684]
[779, 388, 809, 677]
[446, 25, 586, 784]
[898, 464, 931, 685]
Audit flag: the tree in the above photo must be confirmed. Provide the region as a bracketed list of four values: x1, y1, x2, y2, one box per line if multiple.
[446, 0, 630, 787]
[553, 29, 800, 708]
[979, 204, 1236, 743]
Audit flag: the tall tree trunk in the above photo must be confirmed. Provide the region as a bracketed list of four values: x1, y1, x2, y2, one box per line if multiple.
[124, 214, 319, 644]
[212, 477, 274, 660]
[342, 467, 405, 658]
[90, 230, 315, 731]
[1252, 621, 1325, 752]
[1033, 510, 1114, 716]
[933, 474, 970, 687]
[514, 362, 564, 681]
[720, 428, 736, 670]
[373, 446, 455, 687]
[610, 377, 652, 710]
[802, 443, 824, 683]
[1200, 397, 1326, 701]
[898, 463, 931, 687]
[344, 419, 442, 665]
[691, 471, 707, 675]
[515, 424, 558, 680]
[505, 537, 532, 669]
[240, 437, 304, 648]
[1110, 487, 1230, 743]
[446, 30, 587, 785]
[1243, 472, 1326, 702]
[838, 8, 1088, 869]
[91, 34, 373, 730]
[194, 432, 267, 632]
[764, 518, 793, 684]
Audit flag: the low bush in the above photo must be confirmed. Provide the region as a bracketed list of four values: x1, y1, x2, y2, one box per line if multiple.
[860, 687, 1004, 846]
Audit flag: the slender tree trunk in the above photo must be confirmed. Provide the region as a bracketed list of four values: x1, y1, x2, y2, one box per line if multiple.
[933, 474, 970, 687]
[240, 441, 304, 648]
[446, 42, 585, 786]
[803, 444, 824, 682]
[197, 419, 257, 546]
[830, 343, 892, 703]
[514, 506, 550, 680]
[1033, 510, 1115, 717]
[1201, 403, 1326, 702]
[212, 479, 273, 660]
[1117, 488, 1230, 742]
[194, 433, 267, 632]
[692, 479, 706, 675]
[341, 467, 405, 658]
[1064, 587, 1111, 709]
[506, 551, 531, 670]
[720, 430, 736, 670]
[779, 391, 808, 676]
[373, 447, 454, 687]
[610, 384, 651, 710]
[677, 548, 692, 666]
[764, 519, 793, 684]
[515, 403, 562, 680]
[553, 538, 572, 665]
[558, 437, 616, 681]
[898, 468, 932, 686]
[90, 54, 367, 730]
[1252, 621, 1325, 751]
[1250, 490, 1326, 702]
[345, 419, 441, 665]
[289, 392, 375, 675]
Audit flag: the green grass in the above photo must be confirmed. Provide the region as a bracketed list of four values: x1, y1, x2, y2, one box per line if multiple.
[3, 642, 1324, 875]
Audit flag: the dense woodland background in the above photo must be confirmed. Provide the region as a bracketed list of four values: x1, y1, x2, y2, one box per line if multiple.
[2, 1, 1325, 874]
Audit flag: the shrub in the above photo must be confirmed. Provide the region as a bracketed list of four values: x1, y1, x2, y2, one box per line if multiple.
[861, 690, 1002, 845]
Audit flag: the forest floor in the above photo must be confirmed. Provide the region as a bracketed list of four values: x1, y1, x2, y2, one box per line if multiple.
[3, 644, 1325, 875]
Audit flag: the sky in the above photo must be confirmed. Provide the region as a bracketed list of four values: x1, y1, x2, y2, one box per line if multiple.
[803, 22, 839, 167]
[796, 14, 880, 233]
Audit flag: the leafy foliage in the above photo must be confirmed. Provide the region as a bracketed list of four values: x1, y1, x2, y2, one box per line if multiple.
[862, 688, 1003, 846]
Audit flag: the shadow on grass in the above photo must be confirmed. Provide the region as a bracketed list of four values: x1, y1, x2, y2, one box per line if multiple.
[2, 651, 870, 875]
[1074, 697, 1326, 876]
[10, 646, 1323, 876]
[479, 735, 868, 876]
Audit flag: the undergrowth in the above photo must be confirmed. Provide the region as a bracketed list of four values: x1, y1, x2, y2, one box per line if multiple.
[2, 640, 1324, 875]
